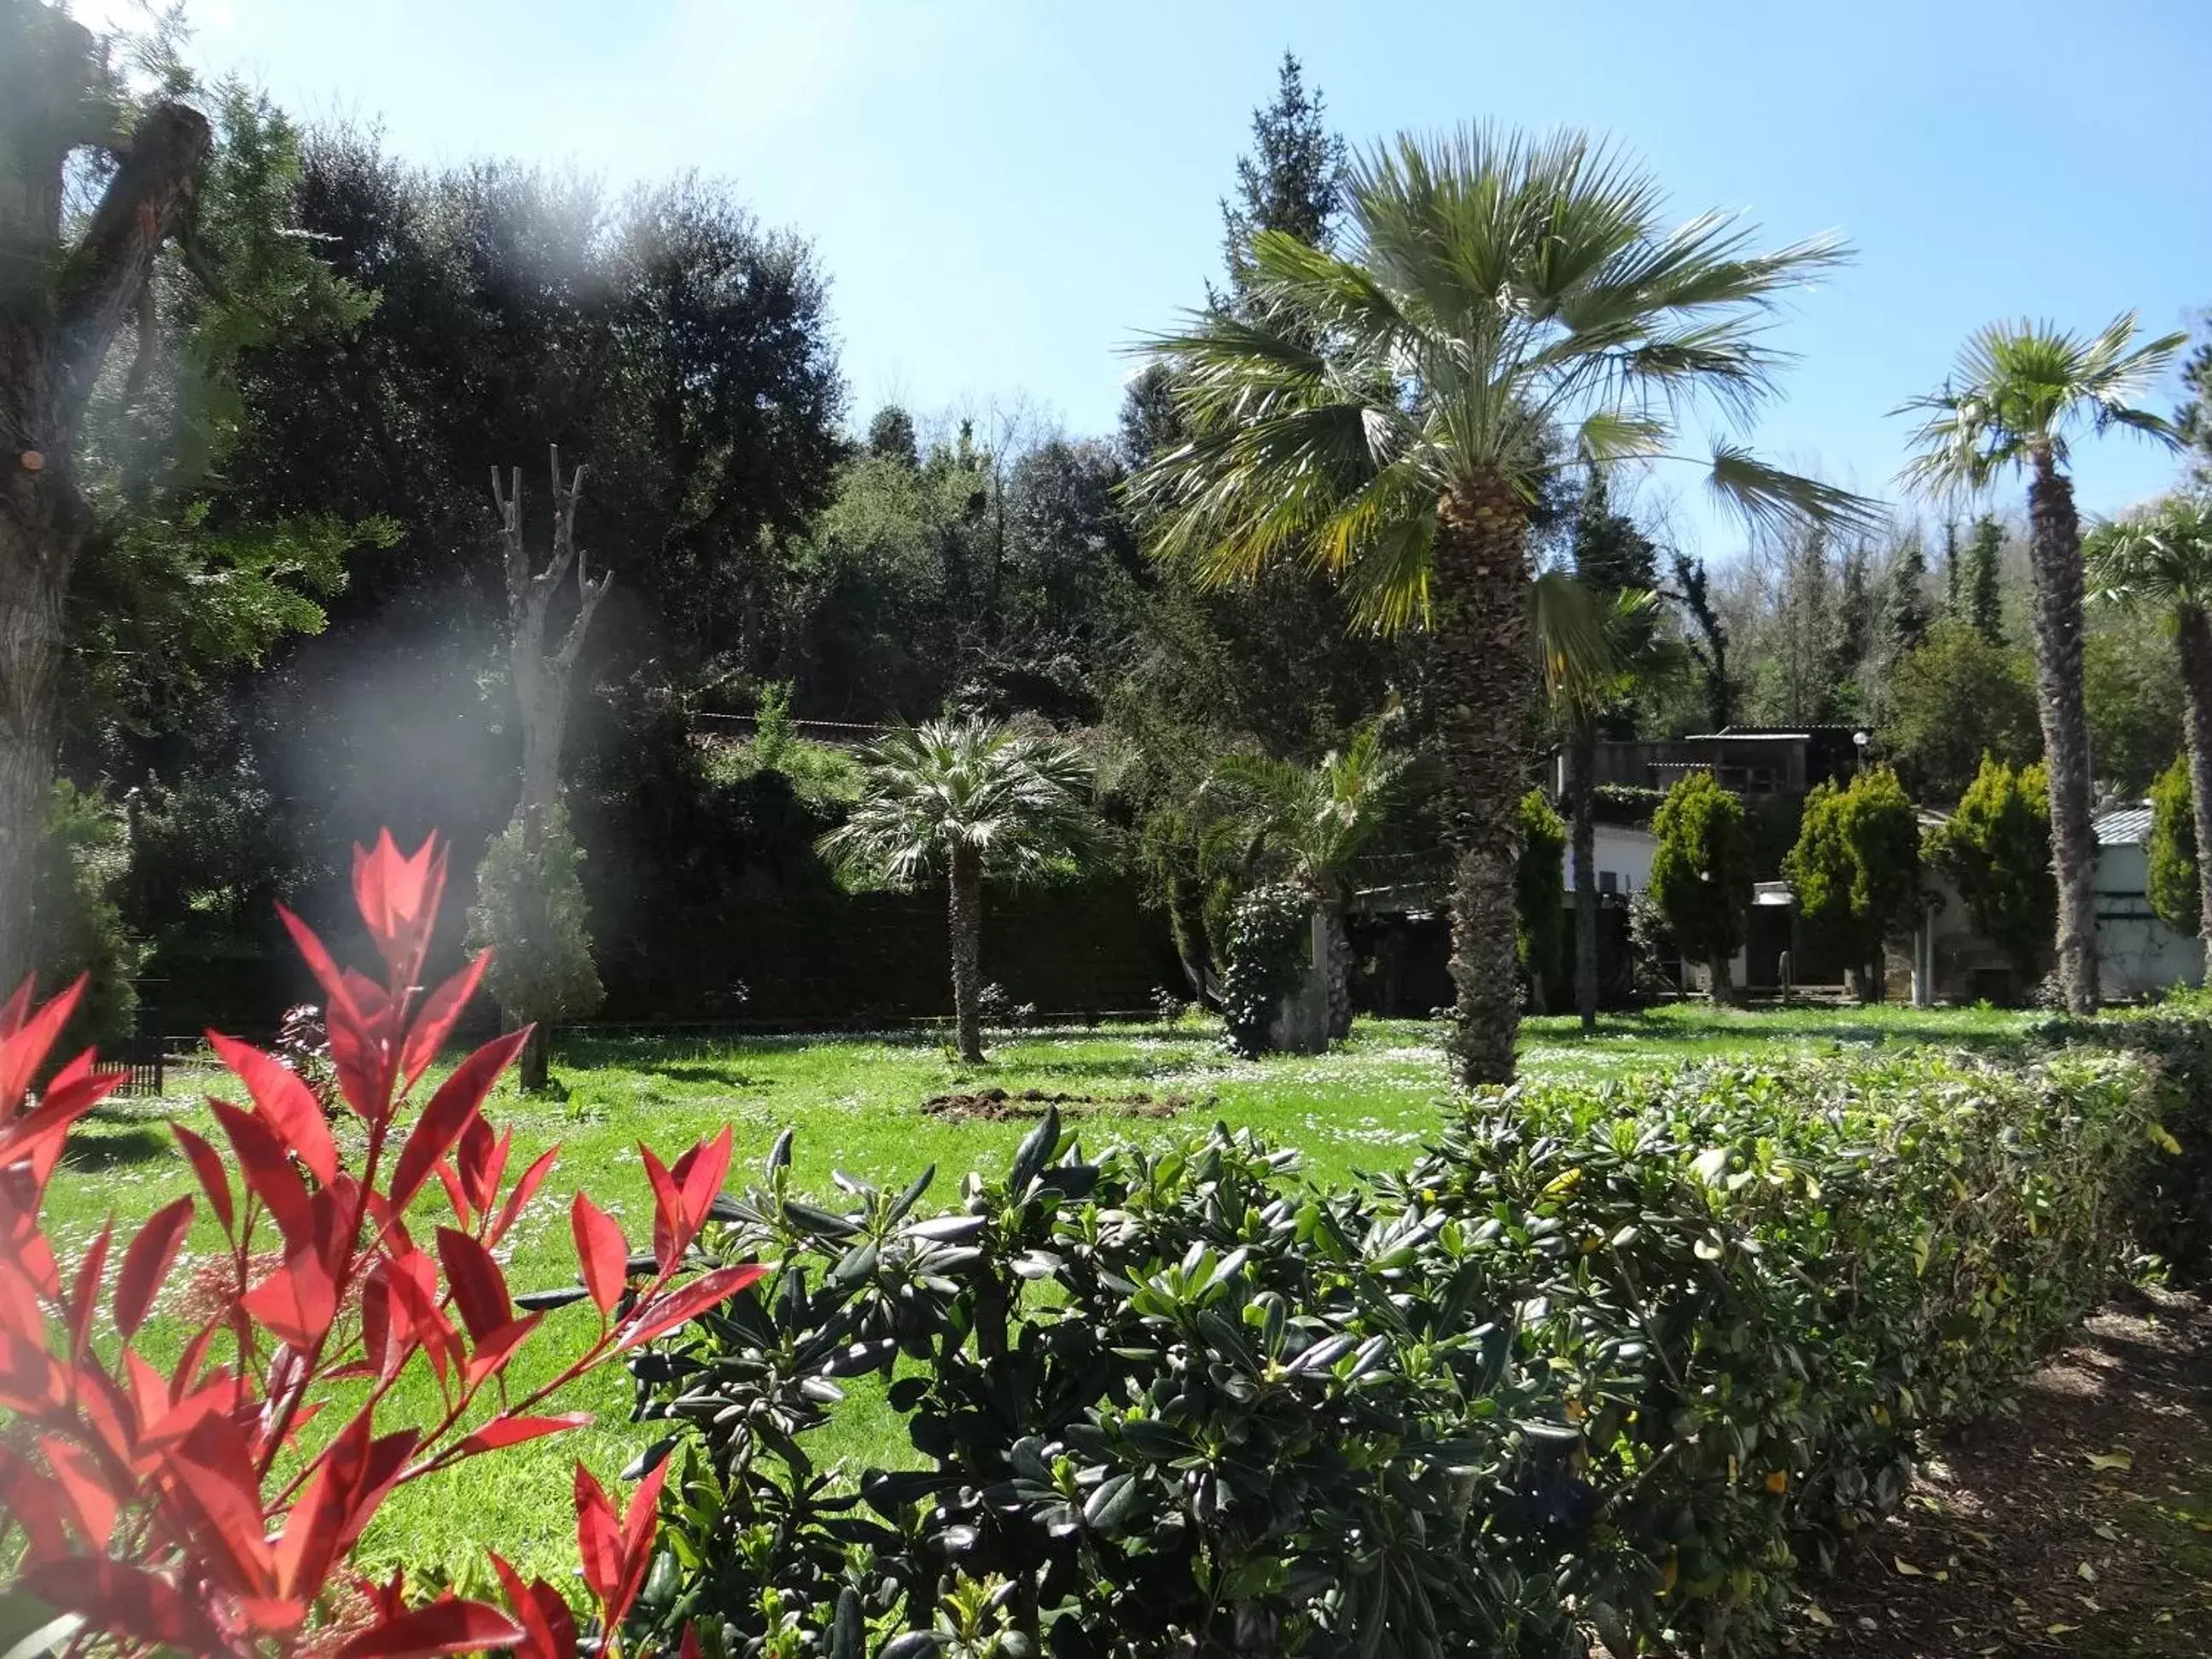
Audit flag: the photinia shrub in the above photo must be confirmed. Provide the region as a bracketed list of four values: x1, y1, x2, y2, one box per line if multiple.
[0, 830, 760, 1657]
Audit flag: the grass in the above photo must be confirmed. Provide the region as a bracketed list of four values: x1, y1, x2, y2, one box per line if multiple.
[38, 1000, 2034, 1581]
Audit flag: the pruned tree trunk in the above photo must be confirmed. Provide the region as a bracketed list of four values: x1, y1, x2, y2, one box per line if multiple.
[2177, 602, 2212, 981]
[1568, 712, 1599, 1034]
[487, 450, 609, 1091]
[1431, 479, 1534, 1087]
[0, 10, 212, 987]
[1708, 953, 1737, 1005]
[947, 842, 985, 1064]
[2025, 448, 2099, 1015]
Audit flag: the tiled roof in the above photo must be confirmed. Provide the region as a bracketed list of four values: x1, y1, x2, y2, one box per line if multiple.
[2095, 801, 2156, 847]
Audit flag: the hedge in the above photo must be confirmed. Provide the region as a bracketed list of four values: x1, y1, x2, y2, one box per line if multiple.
[611, 1027, 2200, 1659]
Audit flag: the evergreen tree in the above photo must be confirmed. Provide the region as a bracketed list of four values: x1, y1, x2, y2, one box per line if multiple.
[1649, 771, 1756, 1002]
[1943, 518, 1963, 615]
[1924, 754, 2057, 994]
[2147, 753, 2198, 937]
[1218, 52, 1348, 294]
[1966, 515, 2005, 644]
[1785, 765, 1921, 1000]
[1828, 542, 1876, 709]
[1884, 533, 1932, 656]
[1668, 550, 1738, 730]
[1515, 789, 1568, 1014]
[867, 405, 920, 468]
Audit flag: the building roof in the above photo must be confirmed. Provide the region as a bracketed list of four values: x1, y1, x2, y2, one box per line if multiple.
[2095, 801, 2156, 848]
[1682, 731, 1812, 743]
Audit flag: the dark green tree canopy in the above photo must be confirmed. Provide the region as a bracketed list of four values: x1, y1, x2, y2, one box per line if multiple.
[1649, 771, 1755, 972]
[1785, 765, 1922, 984]
[1924, 754, 2056, 987]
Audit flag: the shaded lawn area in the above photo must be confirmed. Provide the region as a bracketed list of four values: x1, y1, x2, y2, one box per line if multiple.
[38, 1001, 2034, 1583]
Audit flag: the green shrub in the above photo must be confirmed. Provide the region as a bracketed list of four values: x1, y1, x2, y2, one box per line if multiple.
[1784, 765, 1920, 996]
[1515, 789, 1566, 1010]
[1924, 754, 2054, 991]
[29, 780, 143, 1052]
[1649, 771, 1755, 997]
[1218, 882, 1310, 1058]
[2147, 753, 2199, 936]
[618, 1033, 2180, 1659]
[468, 803, 603, 1061]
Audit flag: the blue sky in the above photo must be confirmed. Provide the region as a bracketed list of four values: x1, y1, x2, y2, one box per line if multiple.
[114, 0, 2212, 551]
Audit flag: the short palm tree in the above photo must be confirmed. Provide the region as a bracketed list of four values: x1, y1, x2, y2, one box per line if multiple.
[820, 718, 1092, 1062]
[1901, 315, 2186, 1014]
[1132, 125, 1872, 1084]
[2088, 493, 2212, 975]
[1542, 581, 1687, 1033]
[1203, 719, 1412, 1041]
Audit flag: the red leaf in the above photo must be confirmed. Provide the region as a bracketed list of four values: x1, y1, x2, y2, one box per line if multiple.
[435, 1225, 511, 1343]
[488, 1142, 559, 1247]
[454, 1412, 591, 1459]
[115, 1195, 195, 1339]
[67, 1218, 114, 1359]
[573, 1462, 622, 1610]
[640, 1143, 685, 1271]
[384, 1248, 460, 1386]
[0, 976, 34, 1042]
[679, 1626, 705, 1659]
[242, 1248, 339, 1349]
[611, 1455, 672, 1625]
[461, 1313, 542, 1391]
[20, 1555, 225, 1652]
[617, 1263, 765, 1351]
[38, 1433, 121, 1548]
[171, 1121, 235, 1235]
[673, 1126, 734, 1239]
[0, 1444, 69, 1563]
[388, 1028, 530, 1214]
[160, 1413, 278, 1598]
[570, 1192, 628, 1317]
[401, 952, 489, 1091]
[0, 975, 83, 1109]
[455, 1113, 499, 1216]
[207, 1031, 339, 1185]
[207, 1096, 312, 1249]
[352, 830, 446, 988]
[489, 1555, 579, 1659]
[432, 1155, 471, 1226]
[0, 1069, 119, 1183]
[336, 1596, 524, 1659]
[275, 905, 362, 1027]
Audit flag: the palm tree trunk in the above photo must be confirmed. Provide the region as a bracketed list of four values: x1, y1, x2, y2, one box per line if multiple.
[1319, 894, 1353, 1042]
[1569, 711, 1599, 1034]
[2177, 602, 2212, 981]
[2026, 448, 2100, 1014]
[1431, 480, 1534, 1086]
[947, 843, 985, 1063]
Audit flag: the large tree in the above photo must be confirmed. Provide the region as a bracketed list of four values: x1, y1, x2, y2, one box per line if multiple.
[820, 718, 1091, 1064]
[1785, 765, 1921, 1000]
[0, 2, 212, 984]
[1901, 314, 2184, 1014]
[1133, 127, 1867, 1084]
[2087, 493, 2212, 974]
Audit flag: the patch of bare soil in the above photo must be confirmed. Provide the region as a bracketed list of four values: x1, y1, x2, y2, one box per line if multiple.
[919, 1087, 1207, 1122]
[1784, 1286, 2212, 1656]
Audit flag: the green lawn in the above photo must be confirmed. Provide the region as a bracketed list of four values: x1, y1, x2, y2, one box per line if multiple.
[42, 1000, 2033, 1581]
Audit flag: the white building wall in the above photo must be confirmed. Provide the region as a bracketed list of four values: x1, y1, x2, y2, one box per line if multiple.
[2095, 841, 2204, 1000]
[1563, 824, 1660, 895]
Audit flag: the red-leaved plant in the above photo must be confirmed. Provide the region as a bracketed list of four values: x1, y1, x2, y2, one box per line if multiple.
[0, 832, 760, 1656]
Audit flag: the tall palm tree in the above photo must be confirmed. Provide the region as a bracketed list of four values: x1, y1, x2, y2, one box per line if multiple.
[1541, 582, 1687, 1033]
[820, 718, 1092, 1063]
[1901, 316, 2186, 1014]
[1132, 126, 1872, 1084]
[1203, 718, 1412, 1041]
[2088, 493, 2212, 975]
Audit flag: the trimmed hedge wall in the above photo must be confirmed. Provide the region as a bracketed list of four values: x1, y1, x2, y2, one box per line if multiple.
[614, 1023, 2202, 1659]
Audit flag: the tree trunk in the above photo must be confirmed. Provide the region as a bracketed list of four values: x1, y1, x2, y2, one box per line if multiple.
[1319, 894, 1353, 1042]
[1708, 953, 1737, 1004]
[0, 499, 76, 992]
[1430, 478, 1534, 1087]
[0, 16, 211, 988]
[2025, 449, 2099, 1014]
[1569, 713, 1599, 1034]
[2176, 602, 2212, 982]
[948, 843, 985, 1064]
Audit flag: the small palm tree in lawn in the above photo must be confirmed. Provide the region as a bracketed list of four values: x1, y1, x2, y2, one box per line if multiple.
[1901, 314, 2186, 1014]
[1203, 718, 1413, 1042]
[1132, 125, 1873, 1084]
[2088, 493, 2212, 975]
[1540, 579, 1689, 1033]
[821, 718, 1092, 1063]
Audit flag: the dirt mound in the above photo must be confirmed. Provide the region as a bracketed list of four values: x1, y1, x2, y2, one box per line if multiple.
[920, 1087, 1203, 1122]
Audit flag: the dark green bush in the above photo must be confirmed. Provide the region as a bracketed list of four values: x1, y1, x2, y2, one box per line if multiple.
[1218, 882, 1311, 1058]
[622, 1039, 2176, 1659]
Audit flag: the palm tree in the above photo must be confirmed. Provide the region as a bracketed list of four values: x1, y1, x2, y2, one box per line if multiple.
[1901, 316, 2186, 1014]
[1202, 719, 1413, 1042]
[2088, 493, 2212, 975]
[1132, 126, 1871, 1084]
[1541, 582, 1687, 1033]
[820, 718, 1092, 1063]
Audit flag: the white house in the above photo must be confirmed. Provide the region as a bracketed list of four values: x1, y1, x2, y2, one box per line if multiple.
[2092, 800, 2203, 1000]
[1560, 823, 1660, 896]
